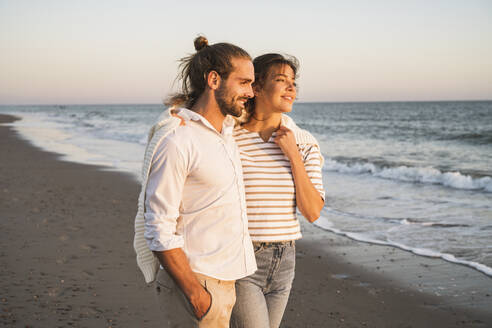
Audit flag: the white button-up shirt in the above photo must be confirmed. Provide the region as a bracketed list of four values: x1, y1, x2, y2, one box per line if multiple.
[144, 108, 256, 281]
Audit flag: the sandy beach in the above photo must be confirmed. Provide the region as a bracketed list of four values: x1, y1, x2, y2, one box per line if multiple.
[1, 113, 491, 328]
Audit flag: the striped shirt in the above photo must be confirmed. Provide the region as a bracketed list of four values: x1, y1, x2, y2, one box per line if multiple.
[233, 126, 325, 242]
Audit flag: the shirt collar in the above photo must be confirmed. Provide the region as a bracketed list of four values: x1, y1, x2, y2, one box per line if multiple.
[280, 114, 297, 130]
[222, 115, 236, 136]
[174, 107, 235, 137]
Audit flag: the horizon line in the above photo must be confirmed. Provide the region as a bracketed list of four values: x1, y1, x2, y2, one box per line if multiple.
[1, 99, 492, 107]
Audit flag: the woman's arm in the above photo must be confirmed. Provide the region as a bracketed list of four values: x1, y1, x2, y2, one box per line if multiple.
[274, 126, 324, 222]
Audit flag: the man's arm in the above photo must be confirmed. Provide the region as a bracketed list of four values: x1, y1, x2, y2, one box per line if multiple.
[144, 137, 211, 319]
[154, 249, 211, 319]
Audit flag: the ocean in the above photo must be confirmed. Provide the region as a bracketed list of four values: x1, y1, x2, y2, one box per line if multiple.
[1, 101, 491, 277]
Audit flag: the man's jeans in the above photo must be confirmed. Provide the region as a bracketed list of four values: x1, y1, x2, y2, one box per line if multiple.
[154, 269, 236, 328]
[231, 241, 296, 328]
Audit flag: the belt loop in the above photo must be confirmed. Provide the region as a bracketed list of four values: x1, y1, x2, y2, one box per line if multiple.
[252, 240, 295, 247]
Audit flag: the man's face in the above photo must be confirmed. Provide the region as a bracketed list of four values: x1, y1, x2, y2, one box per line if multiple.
[215, 57, 254, 117]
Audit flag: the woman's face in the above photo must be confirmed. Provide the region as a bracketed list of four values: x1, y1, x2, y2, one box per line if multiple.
[254, 64, 296, 114]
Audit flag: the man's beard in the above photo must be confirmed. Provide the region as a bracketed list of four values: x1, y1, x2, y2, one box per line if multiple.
[215, 84, 245, 118]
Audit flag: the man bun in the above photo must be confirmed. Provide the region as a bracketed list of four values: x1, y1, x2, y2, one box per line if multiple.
[166, 36, 250, 108]
[194, 36, 209, 51]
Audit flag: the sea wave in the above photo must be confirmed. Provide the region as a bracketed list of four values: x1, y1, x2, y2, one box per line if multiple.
[323, 158, 492, 192]
[325, 208, 473, 228]
[441, 132, 492, 145]
[314, 215, 492, 277]
[401, 218, 470, 228]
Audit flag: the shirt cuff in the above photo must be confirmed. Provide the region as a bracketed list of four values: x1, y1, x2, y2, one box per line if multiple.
[145, 234, 184, 252]
[144, 213, 185, 251]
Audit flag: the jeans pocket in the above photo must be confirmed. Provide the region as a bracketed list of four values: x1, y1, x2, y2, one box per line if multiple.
[198, 280, 216, 322]
[198, 286, 214, 321]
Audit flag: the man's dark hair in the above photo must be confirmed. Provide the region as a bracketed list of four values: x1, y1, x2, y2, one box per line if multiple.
[243, 53, 299, 122]
[166, 36, 251, 108]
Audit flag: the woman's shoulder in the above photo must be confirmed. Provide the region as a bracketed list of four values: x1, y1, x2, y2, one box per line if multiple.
[281, 114, 319, 146]
[232, 124, 252, 137]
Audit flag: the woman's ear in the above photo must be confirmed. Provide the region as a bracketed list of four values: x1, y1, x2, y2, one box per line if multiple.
[253, 83, 261, 97]
[206, 70, 221, 90]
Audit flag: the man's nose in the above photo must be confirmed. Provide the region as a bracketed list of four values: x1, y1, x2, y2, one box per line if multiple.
[245, 85, 254, 98]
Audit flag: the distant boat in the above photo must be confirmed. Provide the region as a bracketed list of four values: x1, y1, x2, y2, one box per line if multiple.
[57, 105, 67, 109]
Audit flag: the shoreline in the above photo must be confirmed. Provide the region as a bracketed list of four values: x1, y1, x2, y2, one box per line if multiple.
[1, 114, 491, 327]
[314, 218, 492, 278]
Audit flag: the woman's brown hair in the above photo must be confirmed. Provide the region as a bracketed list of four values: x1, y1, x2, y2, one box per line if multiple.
[242, 53, 299, 122]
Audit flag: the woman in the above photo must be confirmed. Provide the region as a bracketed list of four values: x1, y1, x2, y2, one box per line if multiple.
[230, 54, 325, 328]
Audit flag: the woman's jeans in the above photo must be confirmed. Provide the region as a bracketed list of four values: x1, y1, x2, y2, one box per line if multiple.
[231, 241, 296, 328]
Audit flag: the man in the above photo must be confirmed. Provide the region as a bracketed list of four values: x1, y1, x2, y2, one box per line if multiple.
[134, 36, 257, 327]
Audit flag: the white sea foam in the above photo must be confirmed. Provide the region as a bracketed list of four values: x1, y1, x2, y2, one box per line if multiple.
[8, 112, 144, 179]
[323, 159, 492, 192]
[138, 135, 148, 145]
[314, 216, 492, 278]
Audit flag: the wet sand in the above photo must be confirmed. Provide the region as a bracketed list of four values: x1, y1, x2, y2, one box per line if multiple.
[1, 114, 491, 327]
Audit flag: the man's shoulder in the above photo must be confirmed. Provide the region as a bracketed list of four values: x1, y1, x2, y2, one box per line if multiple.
[158, 125, 189, 145]
[155, 123, 200, 153]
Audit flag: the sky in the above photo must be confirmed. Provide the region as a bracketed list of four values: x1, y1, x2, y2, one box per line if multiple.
[1, 0, 492, 104]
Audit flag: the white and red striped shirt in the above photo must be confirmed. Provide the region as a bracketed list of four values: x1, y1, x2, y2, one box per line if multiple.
[233, 125, 325, 242]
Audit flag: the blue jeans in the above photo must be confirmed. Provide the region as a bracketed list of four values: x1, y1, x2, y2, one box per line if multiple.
[230, 241, 296, 328]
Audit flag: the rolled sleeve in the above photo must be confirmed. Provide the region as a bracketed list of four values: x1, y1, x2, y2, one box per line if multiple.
[144, 136, 187, 252]
[301, 144, 326, 201]
[144, 213, 185, 251]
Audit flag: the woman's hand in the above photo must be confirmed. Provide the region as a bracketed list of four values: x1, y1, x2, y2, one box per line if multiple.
[274, 126, 299, 161]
